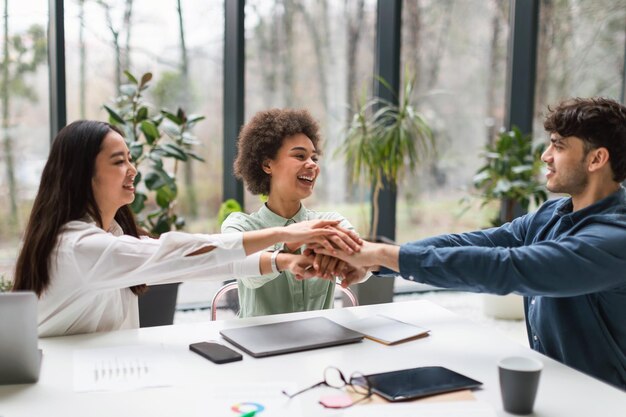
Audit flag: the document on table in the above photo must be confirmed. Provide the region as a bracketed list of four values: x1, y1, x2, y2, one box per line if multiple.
[342, 401, 497, 416]
[73, 344, 176, 392]
[343, 314, 430, 345]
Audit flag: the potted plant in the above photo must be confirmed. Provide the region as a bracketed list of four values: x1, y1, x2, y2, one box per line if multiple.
[473, 126, 547, 226]
[338, 74, 434, 303]
[104, 71, 205, 327]
[472, 126, 547, 319]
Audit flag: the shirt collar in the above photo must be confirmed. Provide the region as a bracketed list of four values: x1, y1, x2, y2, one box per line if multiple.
[555, 186, 626, 218]
[81, 215, 124, 236]
[258, 203, 309, 226]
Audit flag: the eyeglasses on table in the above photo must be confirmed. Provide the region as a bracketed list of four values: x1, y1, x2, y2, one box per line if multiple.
[282, 366, 372, 409]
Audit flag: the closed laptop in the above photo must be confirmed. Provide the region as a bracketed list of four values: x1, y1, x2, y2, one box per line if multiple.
[0, 292, 42, 384]
[220, 316, 363, 358]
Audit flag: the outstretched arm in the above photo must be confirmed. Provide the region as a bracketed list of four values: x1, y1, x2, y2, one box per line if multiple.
[241, 219, 362, 256]
[313, 241, 400, 280]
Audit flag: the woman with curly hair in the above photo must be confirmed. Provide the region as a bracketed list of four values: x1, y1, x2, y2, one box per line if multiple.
[222, 109, 369, 318]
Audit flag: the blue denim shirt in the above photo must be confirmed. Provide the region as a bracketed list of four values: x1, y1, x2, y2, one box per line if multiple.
[385, 187, 626, 389]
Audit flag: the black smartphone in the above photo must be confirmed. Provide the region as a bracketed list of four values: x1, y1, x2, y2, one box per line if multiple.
[189, 342, 243, 364]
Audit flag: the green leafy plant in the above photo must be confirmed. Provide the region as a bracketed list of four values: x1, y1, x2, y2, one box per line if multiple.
[0, 274, 12, 292]
[104, 71, 205, 235]
[217, 198, 243, 228]
[473, 126, 547, 225]
[339, 74, 434, 239]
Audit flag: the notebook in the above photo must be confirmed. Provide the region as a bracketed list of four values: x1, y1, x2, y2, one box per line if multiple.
[220, 317, 363, 358]
[0, 292, 42, 384]
[342, 314, 430, 345]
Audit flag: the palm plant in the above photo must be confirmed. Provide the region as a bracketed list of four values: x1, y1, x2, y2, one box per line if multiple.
[340, 74, 434, 239]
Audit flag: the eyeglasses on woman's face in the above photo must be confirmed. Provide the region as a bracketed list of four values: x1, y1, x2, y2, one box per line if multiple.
[282, 366, 372, 409]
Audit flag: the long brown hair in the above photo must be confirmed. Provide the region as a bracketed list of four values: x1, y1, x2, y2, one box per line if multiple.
[13, 120, 146, 296]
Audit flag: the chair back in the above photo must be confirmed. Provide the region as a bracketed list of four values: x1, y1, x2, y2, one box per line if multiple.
[210, 282, 358, 321]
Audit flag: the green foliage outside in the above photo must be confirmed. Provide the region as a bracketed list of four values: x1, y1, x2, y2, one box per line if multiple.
[1, 22, 47, 227]
[339, 73, 434, 239]
[104, 71, 205, 235]
[0, 274, 12, 292]
[152, 70, 196, 111]
[217, 198, 242, 228]
[473, 126, 548, 225]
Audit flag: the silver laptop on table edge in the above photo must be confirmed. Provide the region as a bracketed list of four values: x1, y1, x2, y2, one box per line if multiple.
[0, 291, 42, 384]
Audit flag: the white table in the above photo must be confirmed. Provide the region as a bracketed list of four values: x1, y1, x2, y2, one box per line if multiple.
[0, 300, 624, 416]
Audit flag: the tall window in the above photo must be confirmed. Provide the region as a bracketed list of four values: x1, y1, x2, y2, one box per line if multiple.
[0, 0, 49, 278]
[397, 0, 510, 244]
[533, 0, 626, 137]
[244, 0, 377, 233]
[64, 0, 225, 231]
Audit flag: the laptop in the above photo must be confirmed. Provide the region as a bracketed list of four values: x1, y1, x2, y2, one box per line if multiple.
[0, 292, 42, 384]
[220, 316, 363, 358]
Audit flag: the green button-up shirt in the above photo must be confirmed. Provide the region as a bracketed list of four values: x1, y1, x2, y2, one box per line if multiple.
[221, 204, 355, 318]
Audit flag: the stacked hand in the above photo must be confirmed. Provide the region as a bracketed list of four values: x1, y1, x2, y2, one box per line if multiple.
[278, 222, 397, 287]
[281, 220, 363, 255]
[280, 252, 363, 284]
[294, 240, 394, 287]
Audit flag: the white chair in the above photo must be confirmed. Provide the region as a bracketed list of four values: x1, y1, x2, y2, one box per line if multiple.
[210, 281, 359, 321]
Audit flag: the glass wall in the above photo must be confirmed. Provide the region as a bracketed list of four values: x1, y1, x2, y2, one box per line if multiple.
[0, 0, 49, 277]
[533, 0, 626, 138]
[396, 0, 510, 245]
[64, 0, 225, 232]
[2, 0, 626, 298]
[244, 0, 377, 233]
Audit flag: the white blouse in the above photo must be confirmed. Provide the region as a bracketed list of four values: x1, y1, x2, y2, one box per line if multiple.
[38, 219, 261, 337]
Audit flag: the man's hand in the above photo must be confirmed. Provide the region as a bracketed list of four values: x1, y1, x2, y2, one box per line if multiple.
[311, 240, 400, 273]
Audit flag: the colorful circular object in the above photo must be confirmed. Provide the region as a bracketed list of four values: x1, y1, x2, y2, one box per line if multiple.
[231, 402, 265, 414]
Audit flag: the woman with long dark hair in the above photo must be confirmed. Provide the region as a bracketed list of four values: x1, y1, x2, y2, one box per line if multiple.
[13, 120, 360, 336]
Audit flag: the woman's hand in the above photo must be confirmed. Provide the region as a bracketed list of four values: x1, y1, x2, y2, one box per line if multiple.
[313, 253, 340, 279]
[280, 220, 363, 254]
[308, 253, 368, 287]
[276, 253, 318, 280]
[336, 264, 369, 288]
[243, 220, 360, 257]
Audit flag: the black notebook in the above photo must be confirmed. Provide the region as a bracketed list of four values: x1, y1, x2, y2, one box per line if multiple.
[220, 317, 364, 358]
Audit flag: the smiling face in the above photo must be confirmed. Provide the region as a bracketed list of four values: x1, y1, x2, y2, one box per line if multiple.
[541, 133, 590, 196]
[91, 130, 137, 220]
[263, 133, 320, 201]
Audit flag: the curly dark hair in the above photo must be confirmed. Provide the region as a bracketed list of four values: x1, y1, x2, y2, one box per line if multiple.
[234, 108, 322, 195]
[544, 97, 626, 182]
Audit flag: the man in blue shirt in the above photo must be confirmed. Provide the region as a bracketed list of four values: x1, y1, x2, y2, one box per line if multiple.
[314, 97, 626, 389]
